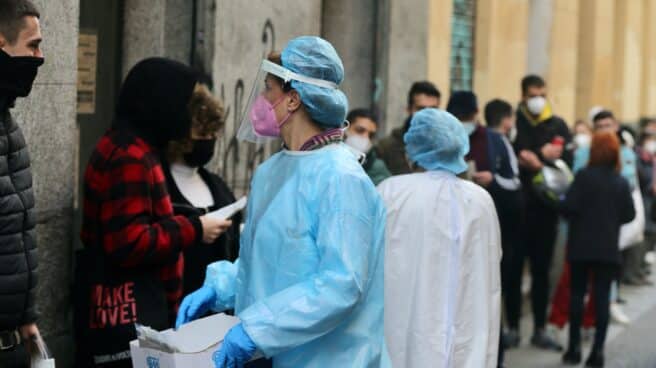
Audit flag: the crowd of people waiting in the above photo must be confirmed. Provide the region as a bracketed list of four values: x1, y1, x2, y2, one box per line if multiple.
[1, 1, 655, 367]
[72, 58, 654, 368]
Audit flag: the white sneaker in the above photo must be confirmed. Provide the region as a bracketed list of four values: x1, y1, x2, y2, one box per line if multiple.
[610, 303, 631, 325]
[645, 251, 655, 265]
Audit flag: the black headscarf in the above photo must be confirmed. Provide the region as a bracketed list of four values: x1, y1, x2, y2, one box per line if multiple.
[115, 58, 199, 148]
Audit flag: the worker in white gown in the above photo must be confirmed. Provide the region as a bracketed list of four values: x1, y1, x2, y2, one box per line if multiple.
[378, 108, 502, 368]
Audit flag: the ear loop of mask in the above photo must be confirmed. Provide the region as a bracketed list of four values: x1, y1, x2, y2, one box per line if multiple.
[340, 120, 352, 143]
[341, 120, 366, 164]
[272, 93, 293, 128]
[341, 119, 351, 134]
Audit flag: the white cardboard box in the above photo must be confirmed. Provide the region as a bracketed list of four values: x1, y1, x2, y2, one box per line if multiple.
[130, 313, 239, 368]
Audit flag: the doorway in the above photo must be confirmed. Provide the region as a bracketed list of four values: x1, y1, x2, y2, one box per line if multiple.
[74, 0, 124, 250]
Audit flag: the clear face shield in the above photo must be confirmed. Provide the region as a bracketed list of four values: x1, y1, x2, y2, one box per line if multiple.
[237, 60, 339, 144]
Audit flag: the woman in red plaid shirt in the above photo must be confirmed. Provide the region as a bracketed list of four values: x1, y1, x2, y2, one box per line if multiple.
[77, 58, 231, 367]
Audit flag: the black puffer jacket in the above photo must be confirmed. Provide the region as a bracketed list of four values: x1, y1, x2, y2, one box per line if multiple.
[0, 96, 38, 330]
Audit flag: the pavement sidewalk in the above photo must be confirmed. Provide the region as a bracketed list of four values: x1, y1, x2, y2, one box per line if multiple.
[505, 263, 656, 367]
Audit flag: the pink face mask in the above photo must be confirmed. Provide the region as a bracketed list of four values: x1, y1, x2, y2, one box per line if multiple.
[249, 94, 291, 137]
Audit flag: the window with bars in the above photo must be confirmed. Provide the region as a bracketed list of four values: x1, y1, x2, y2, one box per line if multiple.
[450, 0, 476, 92]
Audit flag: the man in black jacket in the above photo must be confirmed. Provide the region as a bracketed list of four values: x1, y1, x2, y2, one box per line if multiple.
[376, 81, 441, 175]
[0, 1, 43, 367]
[509, 75, 572, 351]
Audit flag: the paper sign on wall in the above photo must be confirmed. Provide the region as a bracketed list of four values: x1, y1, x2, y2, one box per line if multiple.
[77, 31, 98, 114]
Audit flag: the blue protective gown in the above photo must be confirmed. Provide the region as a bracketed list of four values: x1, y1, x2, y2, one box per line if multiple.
[205, 144, 388, 368]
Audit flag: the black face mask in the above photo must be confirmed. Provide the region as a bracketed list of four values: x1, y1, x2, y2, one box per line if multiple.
[183, 139, 216, 167]
[0, 49, 44, 98]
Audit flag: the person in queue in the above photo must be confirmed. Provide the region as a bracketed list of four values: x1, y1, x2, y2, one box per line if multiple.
[78, 58, 231, 367]
[561, 131, 635, 367]
[343, 108, 391, 185]
[161, 83, 242, 297]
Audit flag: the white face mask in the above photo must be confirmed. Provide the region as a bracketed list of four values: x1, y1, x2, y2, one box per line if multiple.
[508, 126, 518, 142]
[574, 133, 591, 148]
[644, 140, 656, 155]
[527, 96, 547, 115]
[462, 122, 477, 136]
[345, 134, 372, 154]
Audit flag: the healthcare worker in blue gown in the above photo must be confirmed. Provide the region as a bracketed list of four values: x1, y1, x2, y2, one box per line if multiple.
[175, 36, 389, 368]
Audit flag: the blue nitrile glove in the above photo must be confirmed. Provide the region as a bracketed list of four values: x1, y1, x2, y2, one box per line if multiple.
[175, 285, 217, 329]
[213, 323, 257, 368]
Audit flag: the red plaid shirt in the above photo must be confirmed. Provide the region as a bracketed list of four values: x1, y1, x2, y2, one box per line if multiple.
[81, 128, 202, 321]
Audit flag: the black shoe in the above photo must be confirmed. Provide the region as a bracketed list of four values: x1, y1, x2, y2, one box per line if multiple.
[635, 277, 653, 286]
[503, 329, 520, 349]
[622, 276, 652, 286]
[585, 350, 604, 367]
[531, 330, 563, 351]
[562, 349, 582, 365]
[616, 296, 627, 304]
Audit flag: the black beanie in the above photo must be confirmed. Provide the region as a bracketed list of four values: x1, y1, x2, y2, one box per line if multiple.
[446, 91, 479, 119]
[115, 58, 199, 148]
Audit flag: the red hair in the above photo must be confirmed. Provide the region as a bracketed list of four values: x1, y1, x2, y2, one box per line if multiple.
[588, 131, 621, 172]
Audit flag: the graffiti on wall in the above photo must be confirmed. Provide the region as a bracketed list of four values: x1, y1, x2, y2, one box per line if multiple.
[211, 19, 281, 196]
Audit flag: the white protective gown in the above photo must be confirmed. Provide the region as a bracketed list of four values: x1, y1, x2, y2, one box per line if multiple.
[378, 171, 502, 368]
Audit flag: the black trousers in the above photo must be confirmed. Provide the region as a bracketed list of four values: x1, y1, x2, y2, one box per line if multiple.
[497, 197, 522, 366]
[500, 206, 524, 330]
[0, 343, 30, 368]
[568, 262, 617, 352]
[506, 202, 559, 330]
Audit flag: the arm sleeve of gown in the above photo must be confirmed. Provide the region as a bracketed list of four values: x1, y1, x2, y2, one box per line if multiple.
[484, 195, 502, 367]
[489, 200, 502, 263]
[203, 259, 240, 312]
[238, 176, 379, 357]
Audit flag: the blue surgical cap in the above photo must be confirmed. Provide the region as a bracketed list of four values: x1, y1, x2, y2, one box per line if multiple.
[281, 36, 348, 128]
[404, 108, 470, 174]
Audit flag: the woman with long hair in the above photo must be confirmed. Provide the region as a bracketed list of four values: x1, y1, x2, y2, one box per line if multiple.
[561, 131, 635, 367]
